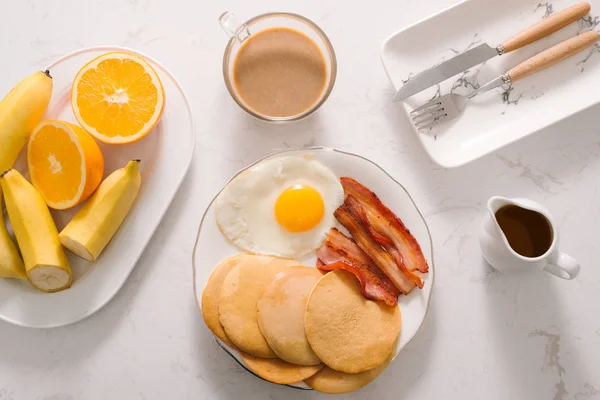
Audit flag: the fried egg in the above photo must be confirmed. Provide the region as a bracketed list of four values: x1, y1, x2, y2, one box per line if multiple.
[216, 156, 344, 258]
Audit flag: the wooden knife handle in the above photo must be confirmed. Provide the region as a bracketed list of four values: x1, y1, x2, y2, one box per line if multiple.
[508, 31, 599, 81]
[502, 2, 591, 53]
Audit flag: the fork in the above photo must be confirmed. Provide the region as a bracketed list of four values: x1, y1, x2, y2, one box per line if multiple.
[410, 31, 600, 130]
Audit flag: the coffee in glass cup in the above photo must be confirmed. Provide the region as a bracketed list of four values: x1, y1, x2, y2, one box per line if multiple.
[220, 12, 337, 123]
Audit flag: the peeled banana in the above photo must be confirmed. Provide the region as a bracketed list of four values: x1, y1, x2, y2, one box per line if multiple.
[0, 70, 52, 173]
[0, 169, 71, 292]
[0, 186, 26, 280]
[60, 160, 142, 262]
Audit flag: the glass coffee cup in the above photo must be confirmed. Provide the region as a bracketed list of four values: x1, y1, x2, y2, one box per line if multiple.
[219, 12, 337, 123]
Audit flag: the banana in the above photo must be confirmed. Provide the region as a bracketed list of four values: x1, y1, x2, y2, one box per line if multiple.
[0, 70, 53, 172]
[60, 160, 142, 262]
[0, 186, 26, 280]
[0, 169, 71, 292]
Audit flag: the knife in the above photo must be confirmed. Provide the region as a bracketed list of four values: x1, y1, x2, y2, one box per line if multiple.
[393, 1, 591, 102]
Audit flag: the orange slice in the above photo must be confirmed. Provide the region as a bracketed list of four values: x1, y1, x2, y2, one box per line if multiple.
[27, 120, 104, 210]
[71, 52, 165, 144]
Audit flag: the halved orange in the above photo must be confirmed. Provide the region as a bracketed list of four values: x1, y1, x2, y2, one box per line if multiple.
[27, 120, 104, 210]
[71, 52, 165, 144]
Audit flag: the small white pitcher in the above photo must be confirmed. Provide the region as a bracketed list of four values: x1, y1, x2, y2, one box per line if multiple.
[479, 196, 580, 280]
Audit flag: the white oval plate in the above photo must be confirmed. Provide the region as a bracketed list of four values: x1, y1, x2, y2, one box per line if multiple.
[192, 147, 434, 389]
[0, 46, 195, 328]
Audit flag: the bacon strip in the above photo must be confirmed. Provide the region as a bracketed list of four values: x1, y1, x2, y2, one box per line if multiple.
[343, 195, 424, 289]
[320, 228, 376, 268]
[334, 202, 416, 294]
[319, 261, 399, 306]
[341, 177, 429, 273]
[316, 228, 400, 306]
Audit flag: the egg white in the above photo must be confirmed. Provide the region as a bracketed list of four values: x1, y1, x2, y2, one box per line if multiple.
[215, 156, 344, 258]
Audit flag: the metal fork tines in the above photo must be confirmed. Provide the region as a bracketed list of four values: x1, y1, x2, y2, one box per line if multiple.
[409, 75, 505, 131]
[410, 98, 453, 131]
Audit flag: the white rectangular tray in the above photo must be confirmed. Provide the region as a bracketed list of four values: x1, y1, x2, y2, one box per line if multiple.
[381, 0, 600, 168]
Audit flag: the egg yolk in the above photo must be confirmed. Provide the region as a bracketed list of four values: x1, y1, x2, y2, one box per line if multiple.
[274, 185, 325, 232]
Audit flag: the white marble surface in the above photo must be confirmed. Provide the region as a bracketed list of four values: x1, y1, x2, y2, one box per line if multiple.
[1, 0, 599, 399]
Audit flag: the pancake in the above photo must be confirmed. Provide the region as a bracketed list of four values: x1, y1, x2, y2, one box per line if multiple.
[304, 339, 398, 394]
[219, 255, 299, 358]
[201, 254, 248, 348]
[305, 270, 401, 373]
[240, 352, 324, 385]
[257, 266, 323, 365]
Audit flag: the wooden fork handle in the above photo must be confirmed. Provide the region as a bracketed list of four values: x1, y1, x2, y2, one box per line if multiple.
[507, 31, 599, 81]
[501, 2, 590, 53]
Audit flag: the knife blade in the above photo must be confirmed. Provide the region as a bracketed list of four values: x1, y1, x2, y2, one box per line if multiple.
[393, 44, 499, 102]
[392, 1, 591, 102]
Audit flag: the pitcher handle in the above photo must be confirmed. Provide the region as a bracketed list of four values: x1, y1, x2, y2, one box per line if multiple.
[544, 252, 580, 280]
[218, 12, 251, 42]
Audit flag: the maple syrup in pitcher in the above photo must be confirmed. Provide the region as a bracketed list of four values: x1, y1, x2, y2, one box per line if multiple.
[495, 205, 553, 258]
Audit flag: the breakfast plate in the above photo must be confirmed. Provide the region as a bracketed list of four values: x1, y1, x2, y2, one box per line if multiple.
[0, 46, 195, 328]
[192, 147, 434, 390]
[381, 0, 600, 168]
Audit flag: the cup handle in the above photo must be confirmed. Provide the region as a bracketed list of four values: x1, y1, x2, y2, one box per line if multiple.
[218, 12, 251, 42]
[543, 252, 580, 280]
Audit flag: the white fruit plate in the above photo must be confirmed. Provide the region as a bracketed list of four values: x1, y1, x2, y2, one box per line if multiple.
[192, 147, 434, 390]
[0, 46, 195, 328]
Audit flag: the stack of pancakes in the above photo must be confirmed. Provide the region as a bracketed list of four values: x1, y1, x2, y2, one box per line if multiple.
[202, 254, 401, 394]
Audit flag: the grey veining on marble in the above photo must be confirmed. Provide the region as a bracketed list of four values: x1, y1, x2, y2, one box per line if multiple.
[1, 0, 600, 399]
